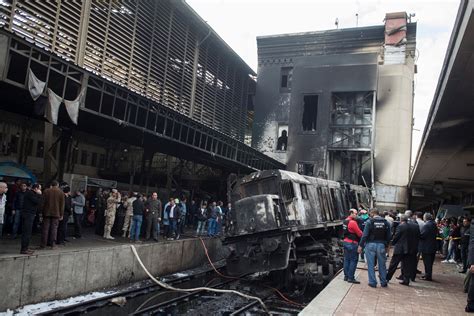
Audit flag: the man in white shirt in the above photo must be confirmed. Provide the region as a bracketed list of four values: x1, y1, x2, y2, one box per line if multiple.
[0, 182, 8, 237]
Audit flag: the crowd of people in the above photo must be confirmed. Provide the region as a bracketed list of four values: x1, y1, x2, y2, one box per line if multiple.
[0, 178, 231, 255]
[343, 207, 474, 312]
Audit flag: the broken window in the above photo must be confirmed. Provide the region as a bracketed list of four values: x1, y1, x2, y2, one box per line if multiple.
[300, 184, 309, 200]
[276, 124, 288, 151]
[302, 95, 318, 131]
[281, 181, 295, 202]
[280, 67, 293, 91]
[329, 91, 374, 149]
[297, 162, 314, 176]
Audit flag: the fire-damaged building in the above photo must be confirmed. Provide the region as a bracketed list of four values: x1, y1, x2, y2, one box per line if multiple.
[252, 12, 417, 210]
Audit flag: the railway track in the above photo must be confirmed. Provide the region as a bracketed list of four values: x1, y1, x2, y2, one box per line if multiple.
[37, 261, 227, 316]
[130, 273, 305, 315]
[35, 259, 306, 315]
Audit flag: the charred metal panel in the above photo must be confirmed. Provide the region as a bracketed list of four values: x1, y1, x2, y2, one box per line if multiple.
[224, 169, 371, 276]
[225, 233, 292, 275]
[233, 195, 280, 235]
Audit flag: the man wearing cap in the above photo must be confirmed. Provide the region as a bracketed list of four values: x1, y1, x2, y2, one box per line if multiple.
[343, 209, 363, 283]
[104, 189, 121, 239]
[358, 209, 391, 288]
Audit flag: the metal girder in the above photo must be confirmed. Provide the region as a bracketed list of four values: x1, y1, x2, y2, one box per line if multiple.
[0, 30, 285, 172]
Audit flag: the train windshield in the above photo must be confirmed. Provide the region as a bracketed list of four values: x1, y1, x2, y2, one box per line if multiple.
[241, 177, 279, 197]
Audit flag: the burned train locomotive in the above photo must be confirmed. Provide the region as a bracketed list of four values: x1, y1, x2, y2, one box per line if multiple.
[224, 170, 371, 288]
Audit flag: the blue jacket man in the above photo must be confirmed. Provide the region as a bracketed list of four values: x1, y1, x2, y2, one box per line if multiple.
[358, 209, 391, 288]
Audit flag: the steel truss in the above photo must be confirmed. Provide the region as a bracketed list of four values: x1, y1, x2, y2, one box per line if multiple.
[0, 31, 284, 172]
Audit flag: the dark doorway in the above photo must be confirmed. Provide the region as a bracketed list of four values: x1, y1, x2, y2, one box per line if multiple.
[302, 95, 318, 131]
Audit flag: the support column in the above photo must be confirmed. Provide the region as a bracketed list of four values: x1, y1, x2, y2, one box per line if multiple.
[43, 122, 53, 183]
[57, 129, 72, 182]
[189, 38, 200, 118]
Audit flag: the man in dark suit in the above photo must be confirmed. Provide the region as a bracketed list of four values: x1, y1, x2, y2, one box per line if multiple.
[386, 214, 420, 285]
[465, 219, 474, 312]
[419, 213, 437, 281]
[387, 215, 409, 284]
[405, 217, 421, 284]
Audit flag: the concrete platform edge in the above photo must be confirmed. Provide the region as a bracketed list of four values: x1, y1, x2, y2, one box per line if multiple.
[299, 271, 360, 316]
[0, 237, 222, 311]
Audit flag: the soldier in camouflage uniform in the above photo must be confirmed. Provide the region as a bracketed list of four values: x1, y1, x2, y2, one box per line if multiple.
[104, 189, 121, 239]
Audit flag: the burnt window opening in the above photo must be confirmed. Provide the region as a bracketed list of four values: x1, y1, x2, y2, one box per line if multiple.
[300, 184, 309, 200]
[281, 181, 295, 202]
[297, 162, 314, 176]
[280, 67, 293, 91]
[276, 129, 288, 151]
[281, 75, 288, 88]
[302, 95, 318, 131]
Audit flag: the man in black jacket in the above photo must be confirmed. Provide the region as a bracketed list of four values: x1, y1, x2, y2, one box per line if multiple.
[12, 182, 27, 239]
[465, 219, 474, 312]
[130, 194, 144, 243]
[20, 184, 42, 255]
[387, 215, 420, 285]
[461, 218, 471, 273]
[419, 213, 437, 281]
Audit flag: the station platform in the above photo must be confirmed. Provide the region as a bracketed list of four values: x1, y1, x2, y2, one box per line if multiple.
[300, 255, 469, 315]
[0, 227, 223, 311]
[0, 226, 200, 259]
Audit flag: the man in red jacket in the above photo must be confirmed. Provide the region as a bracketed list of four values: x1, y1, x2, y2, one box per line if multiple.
[343, 208, 363, 283]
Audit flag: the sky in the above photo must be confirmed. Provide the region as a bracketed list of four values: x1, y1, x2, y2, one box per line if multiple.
[186, 0, 460, 166]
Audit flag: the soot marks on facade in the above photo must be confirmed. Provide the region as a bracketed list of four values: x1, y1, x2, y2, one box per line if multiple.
[253, 12, 417, 210]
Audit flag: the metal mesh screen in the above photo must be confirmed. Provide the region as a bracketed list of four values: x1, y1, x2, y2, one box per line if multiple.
[1, 0, 253, 141]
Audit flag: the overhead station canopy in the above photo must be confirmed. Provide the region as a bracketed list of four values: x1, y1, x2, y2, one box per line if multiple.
[410, 0, 474, 210]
